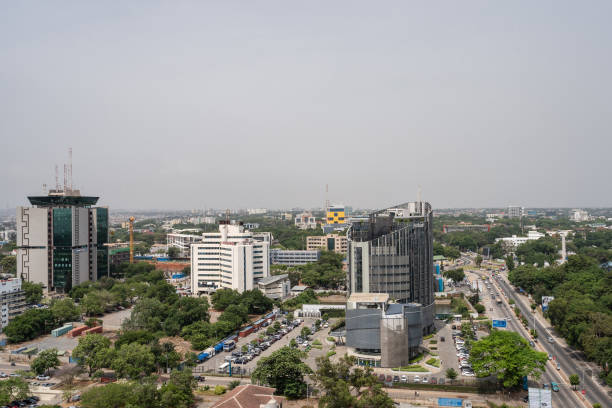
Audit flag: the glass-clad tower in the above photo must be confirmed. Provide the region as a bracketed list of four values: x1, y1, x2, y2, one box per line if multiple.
[17, 190, 109, 293]
[347, 201, 435, 332]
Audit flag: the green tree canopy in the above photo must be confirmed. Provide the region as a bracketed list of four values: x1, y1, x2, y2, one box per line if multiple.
[314, 354, 394, 408]
[469, 330, 547, 388]
[72, 333, 112, 376]
[251, 346, 312, 399]
[31, 348, 60, 375]
[111, 342, 156, 379]
[443, 268, 465, 283]
[22, 281, 43, 304]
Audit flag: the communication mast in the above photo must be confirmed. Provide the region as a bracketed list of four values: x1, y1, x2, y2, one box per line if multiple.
[69, 147, 73, 191]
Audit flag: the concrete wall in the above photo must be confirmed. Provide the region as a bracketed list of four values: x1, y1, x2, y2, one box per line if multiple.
[16, 207, 48, 247]
[17, 248, 48, 287]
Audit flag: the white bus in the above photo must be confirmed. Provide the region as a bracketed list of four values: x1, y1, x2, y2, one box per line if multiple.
[218, 362, 230, 373]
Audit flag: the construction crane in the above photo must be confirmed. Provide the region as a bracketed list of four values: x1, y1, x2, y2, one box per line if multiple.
[129, 217, 135, 264]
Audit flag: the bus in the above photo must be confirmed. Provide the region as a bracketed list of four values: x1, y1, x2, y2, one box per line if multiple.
[218, 362, 230, 373]
[223, 340, 236, 352]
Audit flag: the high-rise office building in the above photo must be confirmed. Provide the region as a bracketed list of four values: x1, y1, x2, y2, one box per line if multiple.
[345, 201, 435, 367]
[190, 221, 269, 295]
[16, 188, 109, 293]
[507, 205, 524, 218]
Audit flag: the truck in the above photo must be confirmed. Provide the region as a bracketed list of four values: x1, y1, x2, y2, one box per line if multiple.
[496, 299, 502, 305]
[197, 347, 215, 362]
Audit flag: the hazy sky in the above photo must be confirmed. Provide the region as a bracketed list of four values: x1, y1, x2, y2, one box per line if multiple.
[1, 1, 611, 210]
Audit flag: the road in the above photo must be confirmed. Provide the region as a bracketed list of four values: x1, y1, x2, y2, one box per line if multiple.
[496, 273, 611, 407]
[469, 269, 584, 407]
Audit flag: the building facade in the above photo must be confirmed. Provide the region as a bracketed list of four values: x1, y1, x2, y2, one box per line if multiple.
[495, 230, 545, 248]
[257, 274, 291, 300]
[0, 278, 26, 332]
[167, 233, 203, 258]
[294, 212, 317, 229]
[16, 190, 109, 293]
[270, 249, 320, 266]
[306, 234, 348, 254]
[345, 201, 435, 367]
[190, 221, 269, 295]
[326, 204, 346, 226]
[507, 205, 524, 218]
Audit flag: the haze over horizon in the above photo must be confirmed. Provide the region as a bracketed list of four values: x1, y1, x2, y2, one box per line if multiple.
[1, 1, 611, 210]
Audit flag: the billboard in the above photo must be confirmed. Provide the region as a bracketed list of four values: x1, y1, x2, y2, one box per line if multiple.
[492, 319, 507, 328]
[438, 398, 463, 407]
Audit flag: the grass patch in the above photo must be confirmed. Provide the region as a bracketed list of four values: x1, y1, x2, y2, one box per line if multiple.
[392, 365, 429, 372]
[312, 344, 322, 349]
[423, 333, 434, 340]
[429, 351, 439, 356]
[429, 346, 437, 350]
[429, 340, 437, 344]
[327, 337, 336, 342]
[326, 350, 336, 357]
[312, 339, 322, 346]
[425, 358, 440, 367]
[409, 353, 424, 364]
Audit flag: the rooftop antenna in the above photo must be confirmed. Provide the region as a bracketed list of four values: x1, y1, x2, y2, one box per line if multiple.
[68, 147, 73, 191]
[325, 184, 329, 212]
[225, 209, 230, 222]
[42, 184, 47, 195]
[63, 164, 67, 192]
[54, 165, 60, 191]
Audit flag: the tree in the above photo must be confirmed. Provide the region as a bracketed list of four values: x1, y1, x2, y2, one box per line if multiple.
[22, 281, 43, 304]
[159, 369, 196, 408]
[314, 354, 394, 408]
[211, 288, 242, 311]
[4, 308, 54, 343]
[505, 256, 515, 272]
[167, 246, 180, 259]
[469, 330, 548, 388]
[80, 382, 133, 408]
[0, 377, 29, 405]
[111, 343, 156, 379]
[474, 303, 485, 314]
[81, 292, 106, 316]
[475, 255, 483, 267]
[0, 255, 16, 274]
[445, 368, 458, 382]
[251, 347, 312, 399]
[569, 374, 580, 390]
[31, 348, 60, 375]
[443, 268, 465, 283]
[50, 298, 81, 324]
[301, 326, 311, 338]
[72, 334, 112, 376]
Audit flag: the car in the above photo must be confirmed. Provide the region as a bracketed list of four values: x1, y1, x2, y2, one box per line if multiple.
[400, 375, 407, 383]
[421, 377, 428, 383]
[440, 336, 445, 342]
[393, 375, 399, 382]
[543, 383, 550, 390]
[8, 374, 19, 378]
[438, 377, 445, 384]
[556, 363, 561, 370]
[385, 375, 392, 382]
[10, 363, 15, 367]
[378, 374, 385, 382]
[529, 341, 535, 347]
[35, 376, 49, 381]
[548, 354, 552, 360]
[430, 377, 437, 384]
[522, 395, 529, 402]
[0, 373, 6, 378]
[551, 382, 560, 392]
[547, 337, 554, 343]
[413, 376, 420, 383]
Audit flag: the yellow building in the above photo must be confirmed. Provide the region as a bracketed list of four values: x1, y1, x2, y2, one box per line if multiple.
[326, 205, 346, 225]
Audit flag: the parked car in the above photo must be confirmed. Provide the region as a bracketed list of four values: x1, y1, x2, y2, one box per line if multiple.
[386, 375, 392, 382]
[378, 374, 385, 382]
[393, 375, 400, 382]
[400, 375, 407, 383]
[36, 375, 50, 381]
[551, 382, 560, 392]
[413, 376, 420, 383]
[547, 337, 554, 343]
[421, 377, 428, 383]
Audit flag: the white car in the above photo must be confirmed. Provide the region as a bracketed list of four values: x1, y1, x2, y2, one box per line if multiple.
[36, 375, 50, 381]
[422, 377, 428, 383]
[462, 371, 475, 377]
[413, 375, 420, 383]
[400, 375, 407, 383]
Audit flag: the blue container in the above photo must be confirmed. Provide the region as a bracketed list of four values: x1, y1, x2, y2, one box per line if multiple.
[437, 277, 444, 292]
[435, 264, 440, 275]
[214, 342, 224, 352]
[171, 274, 185, 279]
[197, 352, 209, 361]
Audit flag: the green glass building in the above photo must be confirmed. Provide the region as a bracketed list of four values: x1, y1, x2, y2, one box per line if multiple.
[16, 191, 109, 293]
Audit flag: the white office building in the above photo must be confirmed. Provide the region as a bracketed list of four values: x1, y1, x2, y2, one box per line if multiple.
[167, 233, 203, 258]
[495, 230, 545, 248]
[190, 221, 269, 295]
[571, 209, 590, 222]
[507, 205, 524, 218]
[0, 278, 27, 331]
[270, 249, 320, 265]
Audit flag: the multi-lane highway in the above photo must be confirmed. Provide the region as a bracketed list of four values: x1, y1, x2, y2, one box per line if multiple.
[473, 269, 586, 407]
[495, 273, 611, 407]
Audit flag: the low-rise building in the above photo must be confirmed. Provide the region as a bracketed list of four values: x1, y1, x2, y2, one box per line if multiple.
[291, 285, 308, 296]
[211, 384, 284, 408]
[306, 234, 347, 254]
[443, 224, 490, 233]
[109, 247, 130, 268]
[257, 274, 291, 300]
[0, 278, 26, 332]
[495, 230, 545, 247]
[270, 249, 320, 266]
[294, 212, 317, 229]
[345, 293, 426, 368]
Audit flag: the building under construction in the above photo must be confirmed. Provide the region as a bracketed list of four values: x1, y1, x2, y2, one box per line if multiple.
[16, 152, 109, 293]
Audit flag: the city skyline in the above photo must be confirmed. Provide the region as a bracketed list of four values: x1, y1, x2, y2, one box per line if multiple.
[2, 1, 611, 210]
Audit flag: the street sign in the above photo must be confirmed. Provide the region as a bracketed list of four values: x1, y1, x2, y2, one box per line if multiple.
[492, 319, 507, 328]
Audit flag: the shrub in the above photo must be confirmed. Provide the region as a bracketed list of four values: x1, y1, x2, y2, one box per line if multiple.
[214, 385, 226, 395]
